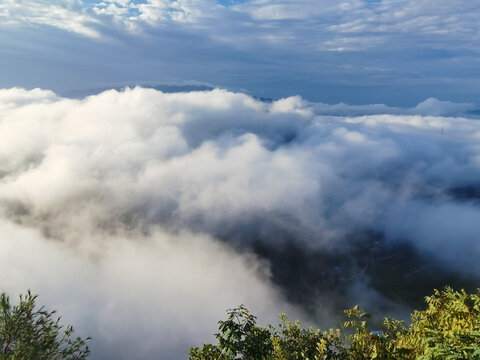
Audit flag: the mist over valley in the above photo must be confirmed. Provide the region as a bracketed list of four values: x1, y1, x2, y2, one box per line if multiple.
[0, 87, 479, 358]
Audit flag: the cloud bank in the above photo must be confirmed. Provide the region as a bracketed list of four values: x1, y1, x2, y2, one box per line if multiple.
[1, 87, 480, 358]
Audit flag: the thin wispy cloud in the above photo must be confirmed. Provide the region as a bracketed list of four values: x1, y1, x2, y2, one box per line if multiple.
[0, 0, 101, 38]
[1, 0, 479, 105]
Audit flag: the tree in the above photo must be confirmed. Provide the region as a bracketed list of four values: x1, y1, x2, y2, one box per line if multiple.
[396, 287, 480, 359]
[0, 291, 90, 360]
[190, 287, 480, 360]
[190, 305, 273, 360]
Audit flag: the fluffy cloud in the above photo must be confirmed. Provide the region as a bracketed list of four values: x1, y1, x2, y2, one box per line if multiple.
[1, 87, 480, 358]
[0, 221, 295, 360]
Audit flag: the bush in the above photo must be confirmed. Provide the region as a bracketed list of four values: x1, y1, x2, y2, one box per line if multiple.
[0, 291, 90, 360]
[397, 287, 480, 359]
[190, 287, 480, 360]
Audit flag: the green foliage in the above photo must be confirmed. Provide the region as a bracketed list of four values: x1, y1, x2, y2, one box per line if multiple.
[0, 291, 90, 360]
[396, 287, 480, 359]
[190, 287, 480, 360]
[272, 314, 326, 360]
[190, 305, 273, 360]
[189, 344, 227, 360]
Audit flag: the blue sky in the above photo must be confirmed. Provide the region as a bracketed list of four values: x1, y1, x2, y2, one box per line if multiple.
[1, 0, 479, 105]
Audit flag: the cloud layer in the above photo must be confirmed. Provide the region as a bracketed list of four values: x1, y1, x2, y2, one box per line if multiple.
[2, 1, 480, 105]
[5, 0, 479, 51]
[1, 87, 480, 358]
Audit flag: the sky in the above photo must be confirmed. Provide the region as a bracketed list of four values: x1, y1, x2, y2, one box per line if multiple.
[1, 0, 480, 105]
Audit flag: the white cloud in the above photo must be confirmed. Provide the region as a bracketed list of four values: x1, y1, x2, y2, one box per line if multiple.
[4, 0, 479, 55]
[2, 0, 480, 106]
[1, 87, 480, 357]
[0, 0, 101, 38]
[229, 0, 480, 53]
[238, 0, 355, 21]
[90, 0, 219, 32]
[0, 220, 296, 360]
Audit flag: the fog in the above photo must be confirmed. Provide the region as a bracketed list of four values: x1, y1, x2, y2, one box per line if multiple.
[1, 87, 479, 359]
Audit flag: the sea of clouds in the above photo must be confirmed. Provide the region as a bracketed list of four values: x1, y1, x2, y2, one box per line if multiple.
[1, 87, 479, 359]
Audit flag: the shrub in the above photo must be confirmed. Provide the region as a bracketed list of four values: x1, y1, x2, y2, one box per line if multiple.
[0, 291, 90, 360]
[190, 287, 480, 360]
